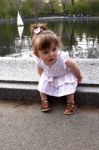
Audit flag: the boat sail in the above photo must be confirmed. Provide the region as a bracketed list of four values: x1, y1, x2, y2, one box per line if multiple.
[17, 11, 24, 38]
[17, 11, 24, 26]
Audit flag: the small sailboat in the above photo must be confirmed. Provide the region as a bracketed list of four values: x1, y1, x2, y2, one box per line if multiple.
[17, 11, 24, 38]
[17, 11, 24, 26]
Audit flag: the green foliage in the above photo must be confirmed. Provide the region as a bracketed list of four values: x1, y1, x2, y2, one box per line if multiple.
[0, 0, 17, 19]
[73, 1, 89, 15]
[41, 0, 62, 16]
[0, 0, 99, 19]
[22, 0, 34, 17]
[66, 0, 99, 16]
[87, 0, 99, 16]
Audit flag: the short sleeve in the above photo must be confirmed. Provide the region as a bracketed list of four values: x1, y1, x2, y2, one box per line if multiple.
[60, 51, 69, 62]
[32, 54, 43, 68]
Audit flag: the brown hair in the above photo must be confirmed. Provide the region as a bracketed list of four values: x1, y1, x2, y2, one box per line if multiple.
[30, 23, 60, 56]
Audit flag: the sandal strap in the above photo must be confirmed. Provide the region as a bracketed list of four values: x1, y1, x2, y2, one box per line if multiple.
[67, 103, 75, 107]
[41, 99, 48, 102]
[41, 99, 50, 111]
[64, 103, 77, 115]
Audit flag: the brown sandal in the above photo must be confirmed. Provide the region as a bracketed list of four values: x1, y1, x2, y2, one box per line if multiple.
[41, 99, 50, 112]
[64, 103, 77, 115]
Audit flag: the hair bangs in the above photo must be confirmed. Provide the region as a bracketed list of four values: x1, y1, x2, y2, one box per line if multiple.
[41, 34, 59, 50]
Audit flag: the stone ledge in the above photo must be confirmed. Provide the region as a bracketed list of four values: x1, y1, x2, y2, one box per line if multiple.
[77, 84, 99, 94]
[0, 80, 99, 106]
[0, 80, 99, 93]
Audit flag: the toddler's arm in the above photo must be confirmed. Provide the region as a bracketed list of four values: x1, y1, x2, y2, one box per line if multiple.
[65, 58, 83, 83]
[37, 67, 43, 76]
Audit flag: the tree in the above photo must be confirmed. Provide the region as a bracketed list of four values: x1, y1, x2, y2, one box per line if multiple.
[46, 0, 61, 15]
[0, 0, 18, 19]
[16, 0, 23, 10]
[60, 0, 68, 14]
[71, 0, 75, 6]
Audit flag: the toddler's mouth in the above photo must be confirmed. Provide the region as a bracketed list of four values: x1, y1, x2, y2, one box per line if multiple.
[49, 58, 54, 61]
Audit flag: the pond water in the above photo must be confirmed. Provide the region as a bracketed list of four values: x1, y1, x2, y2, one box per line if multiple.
[0, 19, 99, 59]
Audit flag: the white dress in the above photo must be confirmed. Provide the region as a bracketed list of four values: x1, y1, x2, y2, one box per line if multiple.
[33, 51, 77, 97]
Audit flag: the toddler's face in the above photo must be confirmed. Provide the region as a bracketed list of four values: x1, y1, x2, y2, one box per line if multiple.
[38, 44, 59, 66]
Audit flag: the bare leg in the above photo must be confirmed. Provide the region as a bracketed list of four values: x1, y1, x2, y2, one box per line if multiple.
[64, 93, 77, 115]
[40, 92, 47, 101]
[40, 92, 50, 112]
[67, 93, 75, 104]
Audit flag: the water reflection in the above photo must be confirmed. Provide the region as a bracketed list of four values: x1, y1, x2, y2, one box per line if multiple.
[17, 26, 24, 39]
[13, 36, 32, 58]
[0, 20, 99, 59]
[71, 34, 99, 58]
[11, 25, 32, 58]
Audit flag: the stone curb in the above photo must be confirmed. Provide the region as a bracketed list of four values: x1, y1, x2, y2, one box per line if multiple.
[0, 80, 99, 107]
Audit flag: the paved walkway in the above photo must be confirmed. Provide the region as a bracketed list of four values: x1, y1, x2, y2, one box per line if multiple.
[0, 100, 99, 150]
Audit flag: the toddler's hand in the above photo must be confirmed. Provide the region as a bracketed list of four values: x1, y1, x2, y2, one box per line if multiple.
[77, 76, 83, 84]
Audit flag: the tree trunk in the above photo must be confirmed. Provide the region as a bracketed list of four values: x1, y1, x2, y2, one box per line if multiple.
[71, 0, 75, 6]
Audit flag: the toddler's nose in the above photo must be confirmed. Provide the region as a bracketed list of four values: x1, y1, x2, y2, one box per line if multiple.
[49, 51, 54, 56]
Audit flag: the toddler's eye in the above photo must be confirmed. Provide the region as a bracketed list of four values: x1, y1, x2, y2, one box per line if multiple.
[52, 47, 57, 51]
[42, 50, 49, 55]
